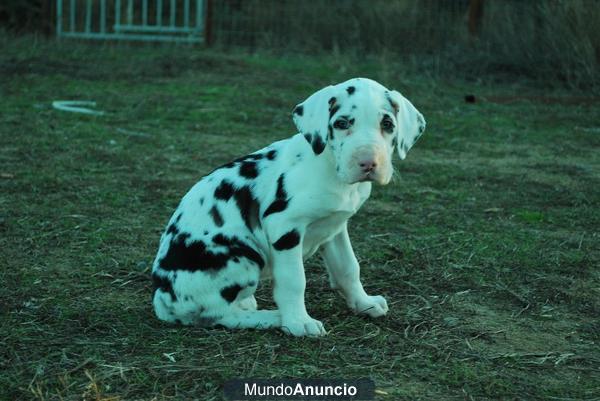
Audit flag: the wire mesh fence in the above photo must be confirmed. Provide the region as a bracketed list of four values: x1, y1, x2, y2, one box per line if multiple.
[208, 0, 473, 52]
[0, 0, 596, 87]
[206, 0, 598, 87]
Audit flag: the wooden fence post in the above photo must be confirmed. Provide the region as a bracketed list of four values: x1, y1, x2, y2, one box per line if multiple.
[468, 0, 484, 37]
[204, 0, 214, 45]
[42, 0, 55, 35]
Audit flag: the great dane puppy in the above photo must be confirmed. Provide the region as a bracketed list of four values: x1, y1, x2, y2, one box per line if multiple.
[151, 78, 425, 336]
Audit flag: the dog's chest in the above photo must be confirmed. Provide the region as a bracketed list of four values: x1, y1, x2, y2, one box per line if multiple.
[302, 212, 352, 258]
[301, 182, 371, 258]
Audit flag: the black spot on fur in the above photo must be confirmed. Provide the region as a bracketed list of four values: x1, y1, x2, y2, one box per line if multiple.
[160, 234, 225, 271]
[346, 86, 355, 95]
[213, 234, 265, 268]
[267, 197, 292, 217]
[160, 232, 264, 272]
[211, 153, 263, 175]
[166, 224, 178, 235]
[199, 197, 204, 206]
[234, 186, 261, 231]
[235, 153, 263, 163]
[293, 105, 303, 116]
[263, 199, 287, 217]
[266, 149, 277, 160]
[275, 174, 286, 198]
[215, 180, 235, 201]
[273, 229, 301, 250]
[329, 105, 340, 118]
[386, 93, 400, 114]
[264, 174, 289, 218]
[166, 223, 179, 236]
[239, 161, 259, 179]
[152, 273, 177, 302]
[210, 205, 224, 227]
[328, 125, 334, 140]
[219, 162, 235, 170]
[312, 134, 326, 155]
[220, 284, 243, 303]
[329, 96, 339, 117]
[303, 133, 312, 144]
[166, 212, 183, 235]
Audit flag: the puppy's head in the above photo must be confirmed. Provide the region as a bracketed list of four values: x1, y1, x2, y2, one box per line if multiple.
[293, 78, 425, 185]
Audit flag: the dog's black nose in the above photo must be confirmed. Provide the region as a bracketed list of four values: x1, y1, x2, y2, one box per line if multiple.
[359, 160, 377, 172]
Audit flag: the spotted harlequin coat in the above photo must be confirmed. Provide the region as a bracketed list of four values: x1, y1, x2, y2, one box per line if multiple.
[151, 78, 426, 336]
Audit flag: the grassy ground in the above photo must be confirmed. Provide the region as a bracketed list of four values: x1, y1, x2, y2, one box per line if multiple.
[1, 35, 599, 401]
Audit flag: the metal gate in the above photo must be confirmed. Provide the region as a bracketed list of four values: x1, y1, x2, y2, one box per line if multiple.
[56, 0, 206, 43]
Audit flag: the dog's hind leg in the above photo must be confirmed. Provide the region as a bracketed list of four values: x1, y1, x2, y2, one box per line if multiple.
[216, 307, 281, 330]
[236, 295, 258, 310]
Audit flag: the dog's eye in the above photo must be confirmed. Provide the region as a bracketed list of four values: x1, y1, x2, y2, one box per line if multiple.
[333, 118, 351, 130]
[381, 116, 395, 133]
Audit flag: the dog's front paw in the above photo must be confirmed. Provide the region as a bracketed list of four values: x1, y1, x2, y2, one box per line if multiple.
[281, 315, 326, 337]
[350, 295, 389, 318]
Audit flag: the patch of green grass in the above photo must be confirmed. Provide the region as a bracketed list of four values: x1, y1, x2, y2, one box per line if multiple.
[1, 35, 599, 400]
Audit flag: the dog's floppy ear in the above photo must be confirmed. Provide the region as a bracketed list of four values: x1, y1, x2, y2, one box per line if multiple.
[388, 90, 426, 160]
[292, 84, 340, 155]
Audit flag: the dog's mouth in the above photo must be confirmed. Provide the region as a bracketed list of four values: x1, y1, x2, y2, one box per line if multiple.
[344, 165, 391, 185]
[351, 171, 380, 184]
[358, 169, 393, 185]
[359, 173, 375, 182]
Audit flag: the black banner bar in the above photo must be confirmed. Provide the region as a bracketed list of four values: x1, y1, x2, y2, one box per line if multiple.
[223, 379, 375, 401]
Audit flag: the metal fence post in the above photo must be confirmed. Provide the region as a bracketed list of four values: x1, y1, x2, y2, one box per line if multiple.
[56, 0, 63, 37]
[56, 0, 205, 43]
